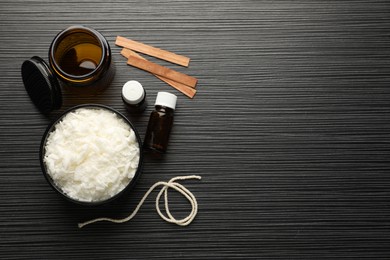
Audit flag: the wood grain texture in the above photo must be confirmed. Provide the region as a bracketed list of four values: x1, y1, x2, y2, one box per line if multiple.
[1, 0, 390, 259]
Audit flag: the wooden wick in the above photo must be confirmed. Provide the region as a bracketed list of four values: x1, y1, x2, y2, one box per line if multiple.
[116, 36, 190, 67]
[121, 48, 197, 99]
[127, 54, 198, 89]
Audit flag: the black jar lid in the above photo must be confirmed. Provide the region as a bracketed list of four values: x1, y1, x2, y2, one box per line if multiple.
[21, 56, 62, 114]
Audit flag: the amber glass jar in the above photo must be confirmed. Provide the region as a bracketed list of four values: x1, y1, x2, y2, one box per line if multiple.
[49, 25, 114, 90]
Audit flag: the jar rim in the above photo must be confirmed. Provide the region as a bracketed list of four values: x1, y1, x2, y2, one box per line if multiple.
[49, 25, 110, 82]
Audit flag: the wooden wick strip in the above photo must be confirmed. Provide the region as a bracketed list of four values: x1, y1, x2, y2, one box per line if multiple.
[127, 55, 198, 89]
[116, 36, 190, 67]
[121, 49, 196, 99]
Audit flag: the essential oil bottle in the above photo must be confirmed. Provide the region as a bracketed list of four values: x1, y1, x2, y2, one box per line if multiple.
[143, 92, 177, 154]
[122, 80, 147, 113]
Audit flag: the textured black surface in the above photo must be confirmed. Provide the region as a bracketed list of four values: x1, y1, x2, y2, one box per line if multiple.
[1, 0, 390, 259]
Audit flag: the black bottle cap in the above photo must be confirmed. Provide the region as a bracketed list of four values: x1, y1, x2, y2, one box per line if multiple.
[21, 56, 62, 114]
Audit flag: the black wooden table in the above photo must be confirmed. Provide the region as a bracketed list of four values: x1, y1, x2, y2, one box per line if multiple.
[1, 1, 389, 259]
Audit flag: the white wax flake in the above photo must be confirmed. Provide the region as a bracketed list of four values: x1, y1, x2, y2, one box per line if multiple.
[44, 108, 140, 202]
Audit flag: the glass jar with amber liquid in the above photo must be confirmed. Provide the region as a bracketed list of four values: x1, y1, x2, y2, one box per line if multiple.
[49, 25, 114, 91]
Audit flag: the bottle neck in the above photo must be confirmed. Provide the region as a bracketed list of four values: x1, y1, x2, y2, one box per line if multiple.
[155, 105, 174, 114]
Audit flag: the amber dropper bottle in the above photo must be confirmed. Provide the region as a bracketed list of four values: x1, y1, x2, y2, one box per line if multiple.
[143, 92, 177, 154]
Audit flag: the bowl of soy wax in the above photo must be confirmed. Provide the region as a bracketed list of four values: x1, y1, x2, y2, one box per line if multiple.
[40, 104, 143, 205]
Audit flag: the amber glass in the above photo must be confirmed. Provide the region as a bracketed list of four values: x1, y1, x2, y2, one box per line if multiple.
[49, 25, 114, 89]
[143, 105, 174, 154]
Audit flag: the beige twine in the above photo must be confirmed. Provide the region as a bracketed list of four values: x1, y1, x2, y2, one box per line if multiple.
[78, 175, 202, 228]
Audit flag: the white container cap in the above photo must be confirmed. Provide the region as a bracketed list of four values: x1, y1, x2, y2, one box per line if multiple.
[155, 92, 177, 110]
[122, 80, 145, 105]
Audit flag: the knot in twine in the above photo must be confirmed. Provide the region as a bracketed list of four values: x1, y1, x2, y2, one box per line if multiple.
[78, 175, 201, 228]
